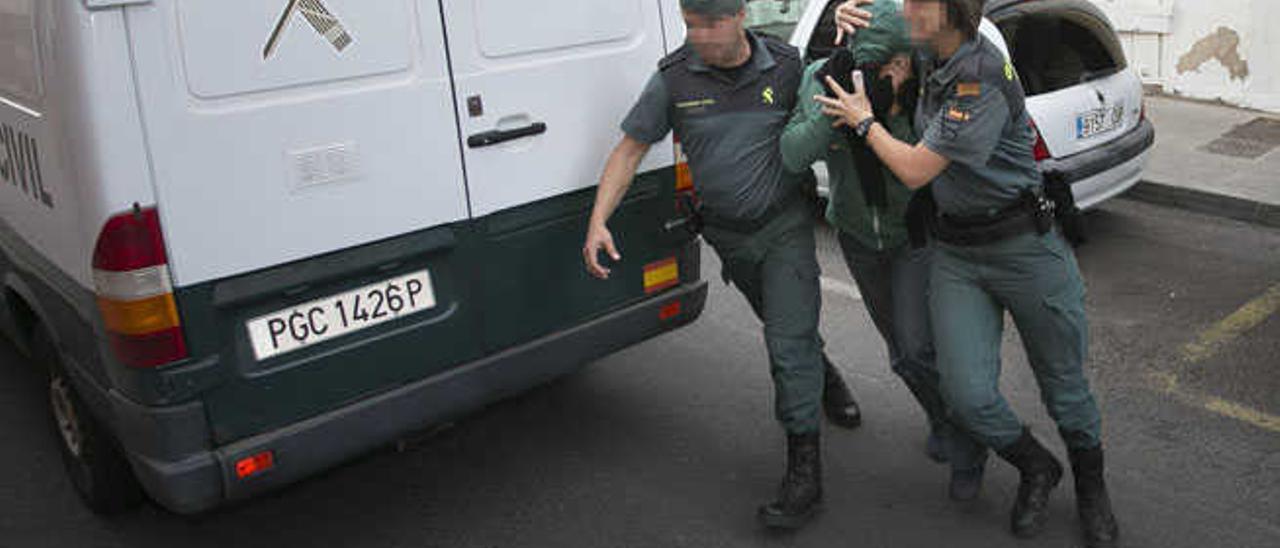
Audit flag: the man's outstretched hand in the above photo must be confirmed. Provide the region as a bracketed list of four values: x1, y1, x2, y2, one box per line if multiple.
[833, 0, 876, 45]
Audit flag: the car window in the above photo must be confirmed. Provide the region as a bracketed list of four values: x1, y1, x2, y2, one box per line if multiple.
[0, 0, 41, 105]
[1000, 14, 1126, 95]
[746, 0, 815, 41]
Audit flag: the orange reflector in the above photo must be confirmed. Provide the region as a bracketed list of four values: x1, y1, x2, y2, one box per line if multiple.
[235, 451, 275, 479]
[643, 257, 679, 294]
[674, 139, 693, 192]
[675, 162, 693, 192]
[96, 293, 181, 336]
[659, 301, 682, 321]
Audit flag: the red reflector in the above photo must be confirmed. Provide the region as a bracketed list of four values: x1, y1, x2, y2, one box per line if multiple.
[107, 327, 189, 369]
[235, 451, 275, 479]
[1029, 120, 1051, 161]
[659, 301, 682, 321]
[93, 208, 167, 272]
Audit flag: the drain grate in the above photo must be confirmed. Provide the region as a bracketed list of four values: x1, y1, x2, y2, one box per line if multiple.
[1200, 117, 1280, 159]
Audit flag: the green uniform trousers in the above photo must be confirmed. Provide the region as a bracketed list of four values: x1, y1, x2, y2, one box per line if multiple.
[930, 229, 1103, 451]
[703, 200, 825, 435]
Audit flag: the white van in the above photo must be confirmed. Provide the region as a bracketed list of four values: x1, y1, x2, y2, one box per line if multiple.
[0, 0, 708, 514]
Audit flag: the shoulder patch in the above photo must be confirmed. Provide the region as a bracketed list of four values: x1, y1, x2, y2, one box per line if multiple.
[956, 82, 981, 97]
[659, 45, 691, 71]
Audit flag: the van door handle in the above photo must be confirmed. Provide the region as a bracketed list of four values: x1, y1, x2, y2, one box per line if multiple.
[467, 122, 547, 148]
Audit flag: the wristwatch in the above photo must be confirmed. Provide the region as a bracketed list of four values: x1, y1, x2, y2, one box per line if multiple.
[854, 116, 876, 138]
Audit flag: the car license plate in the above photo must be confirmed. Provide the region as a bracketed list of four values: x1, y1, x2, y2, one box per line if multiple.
[1076, 104, 1125, 139]
[246, 270, 436, 361]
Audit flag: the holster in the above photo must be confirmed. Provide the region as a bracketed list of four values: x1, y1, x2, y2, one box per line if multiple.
[1042, 171, 1087, 246]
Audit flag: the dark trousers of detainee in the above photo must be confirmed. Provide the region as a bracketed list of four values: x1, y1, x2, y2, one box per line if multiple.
[837, 235, 987, 470]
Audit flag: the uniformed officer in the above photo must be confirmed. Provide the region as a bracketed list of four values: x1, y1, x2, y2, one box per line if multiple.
[581, 0, 858, 529]
[816, 1, 1120, 546]
[783, 0, 988, 501]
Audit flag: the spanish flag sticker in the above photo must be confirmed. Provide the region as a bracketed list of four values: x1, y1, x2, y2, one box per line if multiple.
[946, 107, 971, 123]
[956, 82, 981, 97]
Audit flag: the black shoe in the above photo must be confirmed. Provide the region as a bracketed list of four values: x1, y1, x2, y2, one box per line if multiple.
[926, 429, 949, 463]
[1070, 445, 1121, 548]
[949, 465, 985, 501]
[822, 358, 862, 429]
[997, 429, 1064, 539]
[758, 432, 823, 530]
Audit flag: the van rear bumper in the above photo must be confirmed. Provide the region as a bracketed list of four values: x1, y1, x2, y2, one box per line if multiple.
[122, 279, 708, 514]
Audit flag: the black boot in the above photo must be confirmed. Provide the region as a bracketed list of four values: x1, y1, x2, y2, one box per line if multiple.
[997, 429, 1064, 539]
[758, 432, 823, 529]
[823, 357, 862, 429]
[1070, 445, 1120, 548]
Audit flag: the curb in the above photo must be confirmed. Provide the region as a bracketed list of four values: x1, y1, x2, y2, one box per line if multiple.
[1119, 180, 1280, 229]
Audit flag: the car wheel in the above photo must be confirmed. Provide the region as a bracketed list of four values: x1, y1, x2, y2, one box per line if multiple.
[34, 328, 145, 515]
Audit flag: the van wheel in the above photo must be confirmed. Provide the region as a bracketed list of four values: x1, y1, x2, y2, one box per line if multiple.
[33, 328, 145, 515]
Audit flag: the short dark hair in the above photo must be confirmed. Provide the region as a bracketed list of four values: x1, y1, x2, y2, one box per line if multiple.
[941, 0, 983, 39]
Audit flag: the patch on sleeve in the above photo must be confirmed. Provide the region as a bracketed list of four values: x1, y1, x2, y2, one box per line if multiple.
[946, 106, 971, 123]
[956, 82, 981, 97]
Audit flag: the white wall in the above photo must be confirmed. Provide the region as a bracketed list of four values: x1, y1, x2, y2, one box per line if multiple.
[1092, 0, 1280, 113]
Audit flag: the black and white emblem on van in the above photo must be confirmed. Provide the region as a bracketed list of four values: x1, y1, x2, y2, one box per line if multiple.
[263, 0, 354, 60]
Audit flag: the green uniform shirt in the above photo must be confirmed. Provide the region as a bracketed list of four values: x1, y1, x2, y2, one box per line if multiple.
[621, 31, 804, 222]
[916, 35, 1041, 217]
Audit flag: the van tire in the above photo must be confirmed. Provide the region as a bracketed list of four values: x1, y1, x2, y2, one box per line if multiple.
[33, 328, 145, 515]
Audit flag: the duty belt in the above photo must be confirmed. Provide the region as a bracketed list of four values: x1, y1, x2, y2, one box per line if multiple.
[934, 189, 1054, 247]
[700, 190, 809, 234]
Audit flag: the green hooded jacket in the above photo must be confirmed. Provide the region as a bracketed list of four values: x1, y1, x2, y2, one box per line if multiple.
[781, 0, 917, 252]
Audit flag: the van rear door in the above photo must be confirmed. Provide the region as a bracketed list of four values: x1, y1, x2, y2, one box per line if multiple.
[439, 0, 674, 218]
[438, 0, 683, 352]
[122, 0, 482, 442]
[123, 0, 470, 287]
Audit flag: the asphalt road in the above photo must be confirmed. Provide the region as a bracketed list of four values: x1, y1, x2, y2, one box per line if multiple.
[1, 198, 1277, 548]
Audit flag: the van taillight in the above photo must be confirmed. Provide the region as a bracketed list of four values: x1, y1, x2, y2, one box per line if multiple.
[1029, 120, 1051, 162]
[674, 137, 693, 193]
[92, 207, 188, 368]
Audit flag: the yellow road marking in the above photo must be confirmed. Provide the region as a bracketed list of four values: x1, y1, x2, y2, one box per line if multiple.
[1181, 283, 1280, 363]
[1203, 397, 1280, 432]
[1145, 370, 1280, 433]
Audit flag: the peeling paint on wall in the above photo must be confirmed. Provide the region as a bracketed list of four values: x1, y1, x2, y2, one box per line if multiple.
[1177, 26, 1250, 81]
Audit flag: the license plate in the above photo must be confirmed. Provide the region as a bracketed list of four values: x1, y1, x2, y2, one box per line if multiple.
[246, 270, 436, 361]
[1076, 104, 1125, 139]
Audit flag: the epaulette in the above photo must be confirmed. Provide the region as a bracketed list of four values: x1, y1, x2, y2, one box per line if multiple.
[658, 45, 691, 71]
[760, 34, 801, 62]
[954, 37, 1012, 85]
